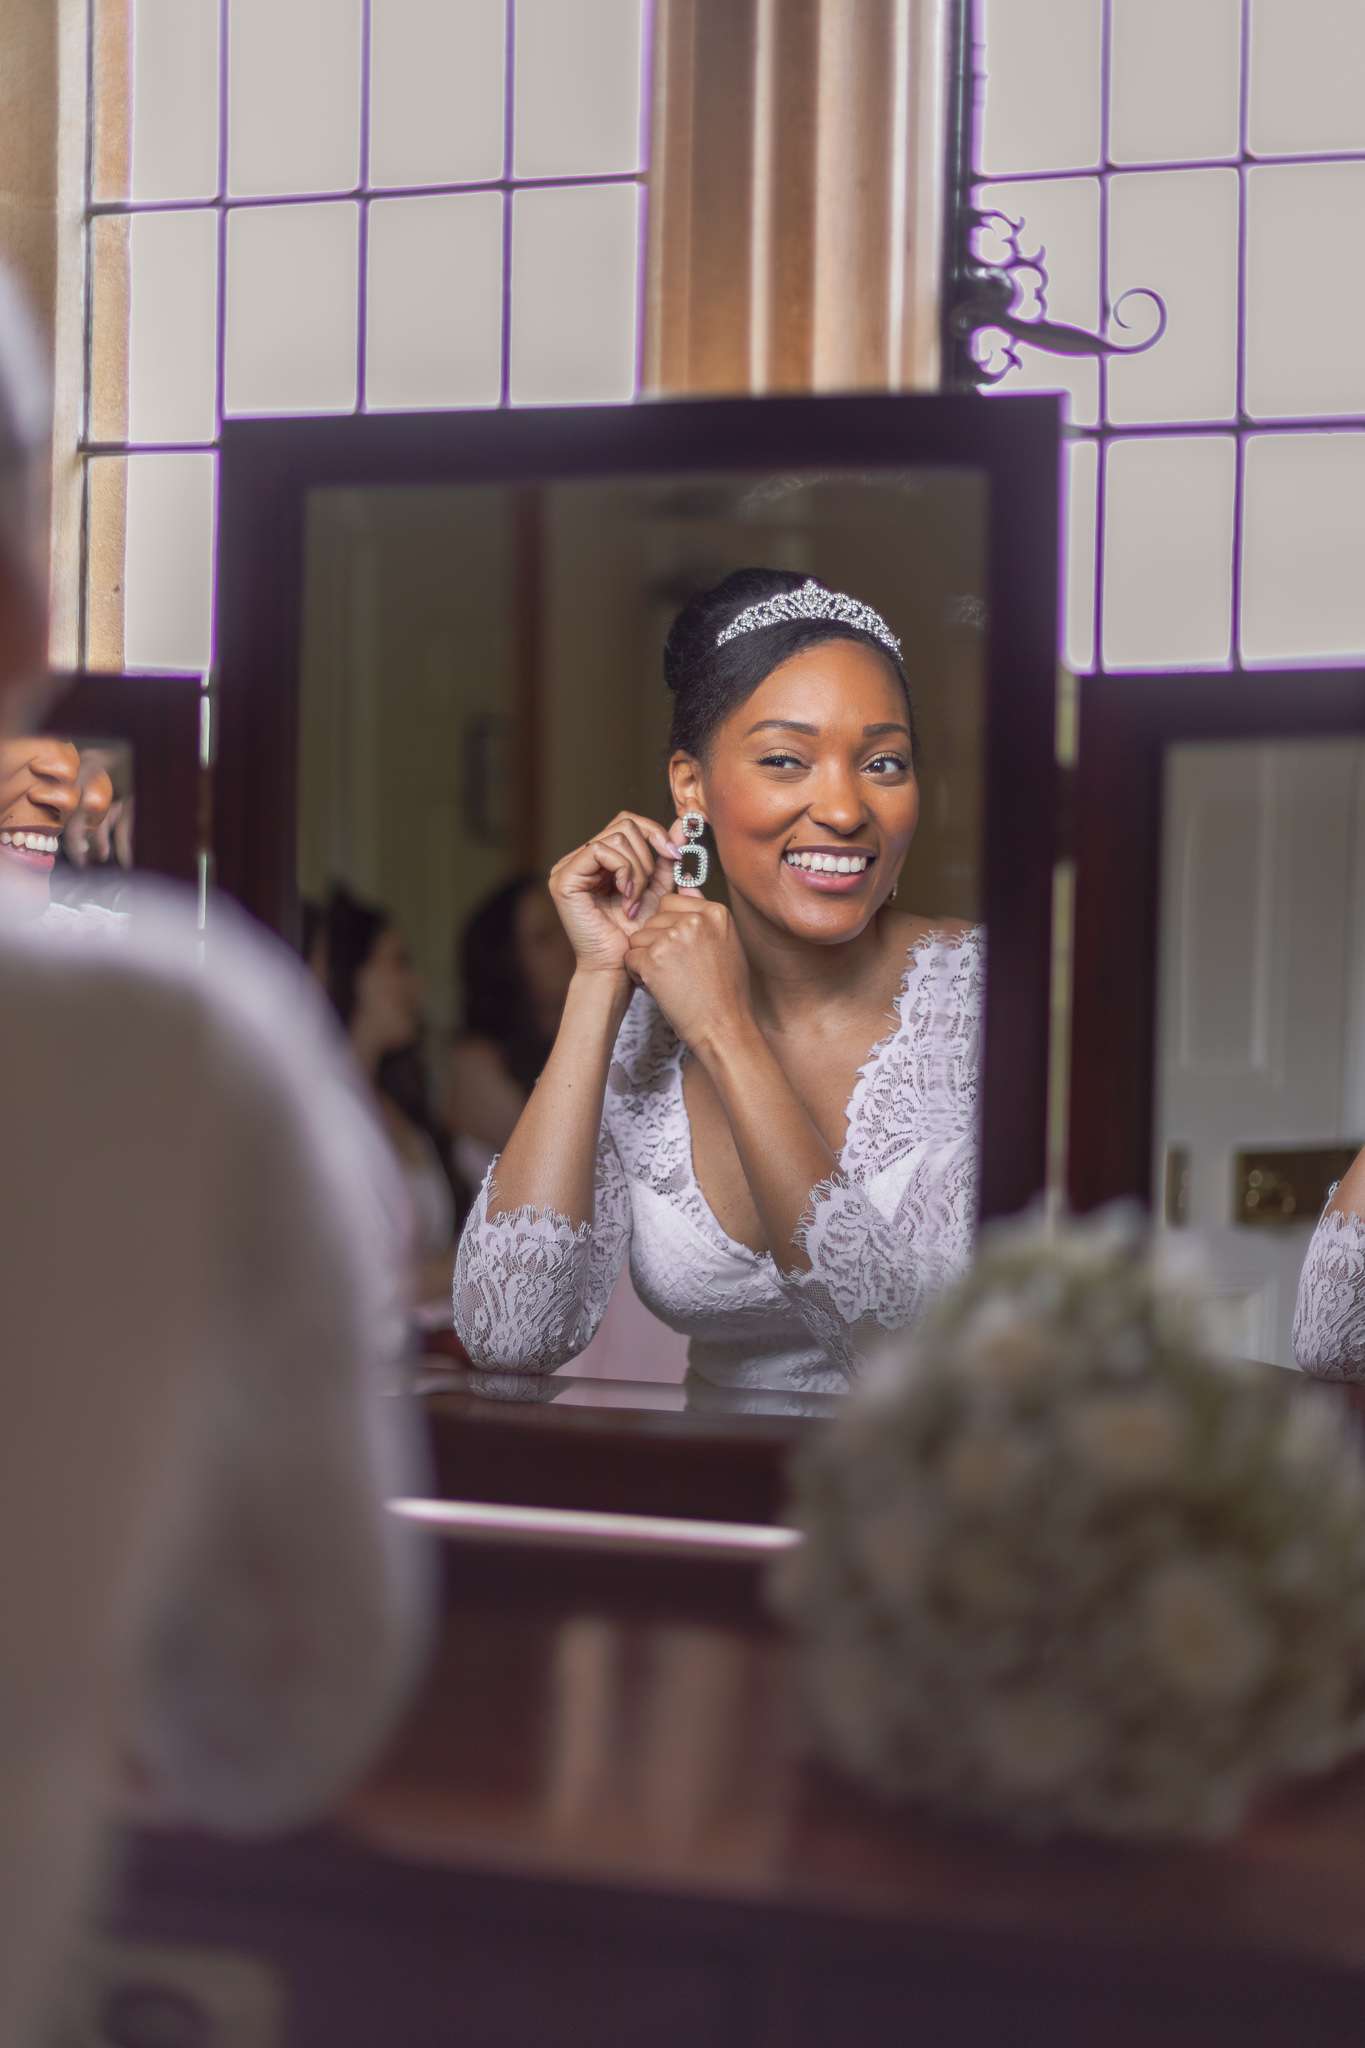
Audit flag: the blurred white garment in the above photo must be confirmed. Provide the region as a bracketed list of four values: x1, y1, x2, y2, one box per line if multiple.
[33, 899, 130, 942]
[0, 879, 432, 2048]
[454, 1135, 687, 1383]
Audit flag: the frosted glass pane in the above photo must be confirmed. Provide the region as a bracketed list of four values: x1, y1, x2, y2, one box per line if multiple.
[1249, 0, 1365, 155]
[976, 179, 1100, 427]
[979, 0, 1102, 175]
[111, 211, 219, 445]
[227, 0, 363, 197]
[124, 454, 217, 672]
[1065, 438, 1098, 672]
[1102, 437, 1235, 668]
[1246, 164, 1365, 420]
[366, 194, 503, 410]
[225, 203, 358, 414]
[370, 0, 505, 189]
[514, 0, 645, 178]
[105, 0, 221, 202]
[1242, 434, 1365, 663]
[1107, 171, 1237, 425]
[1109, 0, 1241, 164]
[510, 185, 639, 406]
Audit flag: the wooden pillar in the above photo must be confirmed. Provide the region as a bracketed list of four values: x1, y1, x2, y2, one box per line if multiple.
[644, 0, 949, 398]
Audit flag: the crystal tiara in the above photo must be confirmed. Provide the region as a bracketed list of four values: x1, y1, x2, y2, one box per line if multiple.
[715, 578, 902, 660]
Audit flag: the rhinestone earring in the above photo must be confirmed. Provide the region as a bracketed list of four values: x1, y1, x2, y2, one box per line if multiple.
[673, 810, 709, 890]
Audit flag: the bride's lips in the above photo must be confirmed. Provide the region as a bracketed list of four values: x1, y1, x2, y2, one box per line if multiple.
[0, 841, 56, 875]
[781, 848, 877, 896]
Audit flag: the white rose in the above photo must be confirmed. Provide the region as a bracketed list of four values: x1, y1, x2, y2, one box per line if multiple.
[975, 1685, 1100, 1793]
[854, 1495, 935, 1604]
[1064, 1391, 1188, 1489]
[1141, 1559, 1273, 1706]
[958, 1298, 1057, 1397]
[941, 1428, 1038, 1510]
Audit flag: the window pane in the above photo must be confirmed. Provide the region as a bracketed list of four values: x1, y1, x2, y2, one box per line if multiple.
[225, 203, 358, 414]
[514, 0, 645, 179]
[1102, 436, 1235, 669]
[979, 0, 1101, 175]
[95, 0, 219, 202]
[1107, 170, 1237, 425]
[366, 194, 503, 410]
[1109, 0, 1240, 164]
[510, 185, 640, 406]
[1246, 163, 1365, 420]
[91, 212, 219, 446]
[227, 0, 363, 198]
[1065, 438, 1098, 672]
[87, 454, 216, 673]
[1242, 433, 1365, 663]
[370, 0, 505, 189]
[1249, 0, 1365, 155]
[976, 179, 1100, 426]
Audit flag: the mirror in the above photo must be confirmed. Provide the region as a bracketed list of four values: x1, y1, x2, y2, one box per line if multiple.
[1155, 737, 1365, 1368]
[0, 729, 137, 931]
[297, 466, 988, 1408]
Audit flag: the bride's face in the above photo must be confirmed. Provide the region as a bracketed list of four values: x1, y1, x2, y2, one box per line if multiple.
[676, 638, 918, 944]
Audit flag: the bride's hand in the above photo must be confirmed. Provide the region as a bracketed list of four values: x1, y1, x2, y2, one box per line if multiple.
[548, 812, 680, 976]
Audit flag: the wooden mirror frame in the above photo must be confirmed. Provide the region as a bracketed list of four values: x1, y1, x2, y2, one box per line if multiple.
[214, 392, 1062, 1232]
[1070, 666, 1365, 1213]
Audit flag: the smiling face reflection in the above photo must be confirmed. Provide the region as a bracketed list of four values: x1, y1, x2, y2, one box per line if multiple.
[678, 639, 919, 945]
[0, 737, 82, 908]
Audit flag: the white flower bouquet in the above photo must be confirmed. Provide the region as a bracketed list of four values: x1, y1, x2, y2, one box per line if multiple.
[772, 1206, 1365, 1840]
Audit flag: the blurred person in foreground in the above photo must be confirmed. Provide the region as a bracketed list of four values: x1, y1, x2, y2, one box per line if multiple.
[0, 271, 432, 2047]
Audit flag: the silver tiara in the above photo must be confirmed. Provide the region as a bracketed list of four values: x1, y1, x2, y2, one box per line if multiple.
[715, 579, 902, 659]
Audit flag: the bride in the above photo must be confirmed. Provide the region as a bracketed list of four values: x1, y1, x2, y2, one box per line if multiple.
[453, 566, 982, 1402]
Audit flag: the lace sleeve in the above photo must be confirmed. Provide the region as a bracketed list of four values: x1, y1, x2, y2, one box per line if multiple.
[1293, 1206, 1365, 1378]
[452, 1123, 631, 1372]
[780, 1134, 977, 1381]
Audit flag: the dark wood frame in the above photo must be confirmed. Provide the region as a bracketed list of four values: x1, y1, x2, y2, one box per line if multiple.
[215, 392, 1063, 1221]
[44, 672, 203, 884]
[1070, 667, 1365, 1213]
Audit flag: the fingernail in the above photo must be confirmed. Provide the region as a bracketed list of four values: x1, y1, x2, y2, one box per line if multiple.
[626, 901, 639, 920]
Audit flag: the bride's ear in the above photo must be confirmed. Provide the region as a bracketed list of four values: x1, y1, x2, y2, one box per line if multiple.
[667, 752, 705, 825]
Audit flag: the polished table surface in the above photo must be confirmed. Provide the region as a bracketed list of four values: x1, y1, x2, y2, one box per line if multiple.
[110, 1507, 1365, 2048]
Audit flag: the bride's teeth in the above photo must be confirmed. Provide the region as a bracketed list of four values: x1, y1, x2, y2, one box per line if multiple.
[836, 857, 851, 873]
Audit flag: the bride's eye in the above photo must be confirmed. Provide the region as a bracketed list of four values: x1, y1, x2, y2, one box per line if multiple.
[865, 752, 909, 777]
[758, 751, 805, 770]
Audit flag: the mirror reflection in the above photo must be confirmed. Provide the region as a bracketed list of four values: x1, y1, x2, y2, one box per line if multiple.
[0, 731, 136, 935]
[299, 468, 987, 1410]
[1156, 738, 1365, 1372]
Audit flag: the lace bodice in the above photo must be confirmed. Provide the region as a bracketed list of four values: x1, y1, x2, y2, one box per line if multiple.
[453, 929, 983, 1400]
[1294, 1203, 1365, 1378]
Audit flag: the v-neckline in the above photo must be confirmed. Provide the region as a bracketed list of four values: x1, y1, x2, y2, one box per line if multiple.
[670, 935, 948, 1265]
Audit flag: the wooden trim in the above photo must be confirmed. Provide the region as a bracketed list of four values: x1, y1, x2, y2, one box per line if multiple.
[1069, 668, 1365, 1212]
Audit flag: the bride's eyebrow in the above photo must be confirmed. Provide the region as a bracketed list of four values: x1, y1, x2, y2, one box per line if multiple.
[745, 719, 819, 738]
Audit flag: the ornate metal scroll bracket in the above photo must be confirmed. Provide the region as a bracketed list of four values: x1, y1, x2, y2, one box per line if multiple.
[947, 208, 1168, 388]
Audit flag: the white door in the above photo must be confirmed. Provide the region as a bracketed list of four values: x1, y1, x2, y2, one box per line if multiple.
[1155, 739, 1365, 1367]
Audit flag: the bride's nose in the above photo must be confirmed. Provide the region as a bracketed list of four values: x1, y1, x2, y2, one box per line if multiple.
[807, 766, 867, 836]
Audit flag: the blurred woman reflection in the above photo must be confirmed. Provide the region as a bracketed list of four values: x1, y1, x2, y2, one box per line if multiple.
[1294, 1152, 1365, 1376]
[448, 874, 688, 1383]
[0, 734, 124, 936]
[314, 885, 465, 1308]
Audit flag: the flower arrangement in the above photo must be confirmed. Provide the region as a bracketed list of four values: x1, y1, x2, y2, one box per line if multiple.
[772, 1206, 1365, 1840]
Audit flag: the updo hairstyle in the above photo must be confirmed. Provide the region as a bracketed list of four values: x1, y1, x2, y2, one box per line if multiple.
[663, 567, 917, 762]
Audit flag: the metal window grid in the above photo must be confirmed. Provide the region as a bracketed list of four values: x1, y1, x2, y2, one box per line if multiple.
[77, 0, 655, 673]
[978, 0, 1365, 674]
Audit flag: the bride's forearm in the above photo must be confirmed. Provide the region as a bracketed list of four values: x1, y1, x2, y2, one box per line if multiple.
[696, 1019, 837, 1274]
[485, 970, 631, 1225]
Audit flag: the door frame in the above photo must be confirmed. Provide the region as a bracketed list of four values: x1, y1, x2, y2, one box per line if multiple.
[1070, 667, 1365, 1212]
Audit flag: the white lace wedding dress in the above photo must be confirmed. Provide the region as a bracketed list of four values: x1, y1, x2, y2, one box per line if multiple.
[1294, 1201, 1365, 1376]
[453, 928, 983, 1405]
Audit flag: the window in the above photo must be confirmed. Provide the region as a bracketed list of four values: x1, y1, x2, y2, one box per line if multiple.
[82, 0, 650, 674]
[978, 0, 1365, 672]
